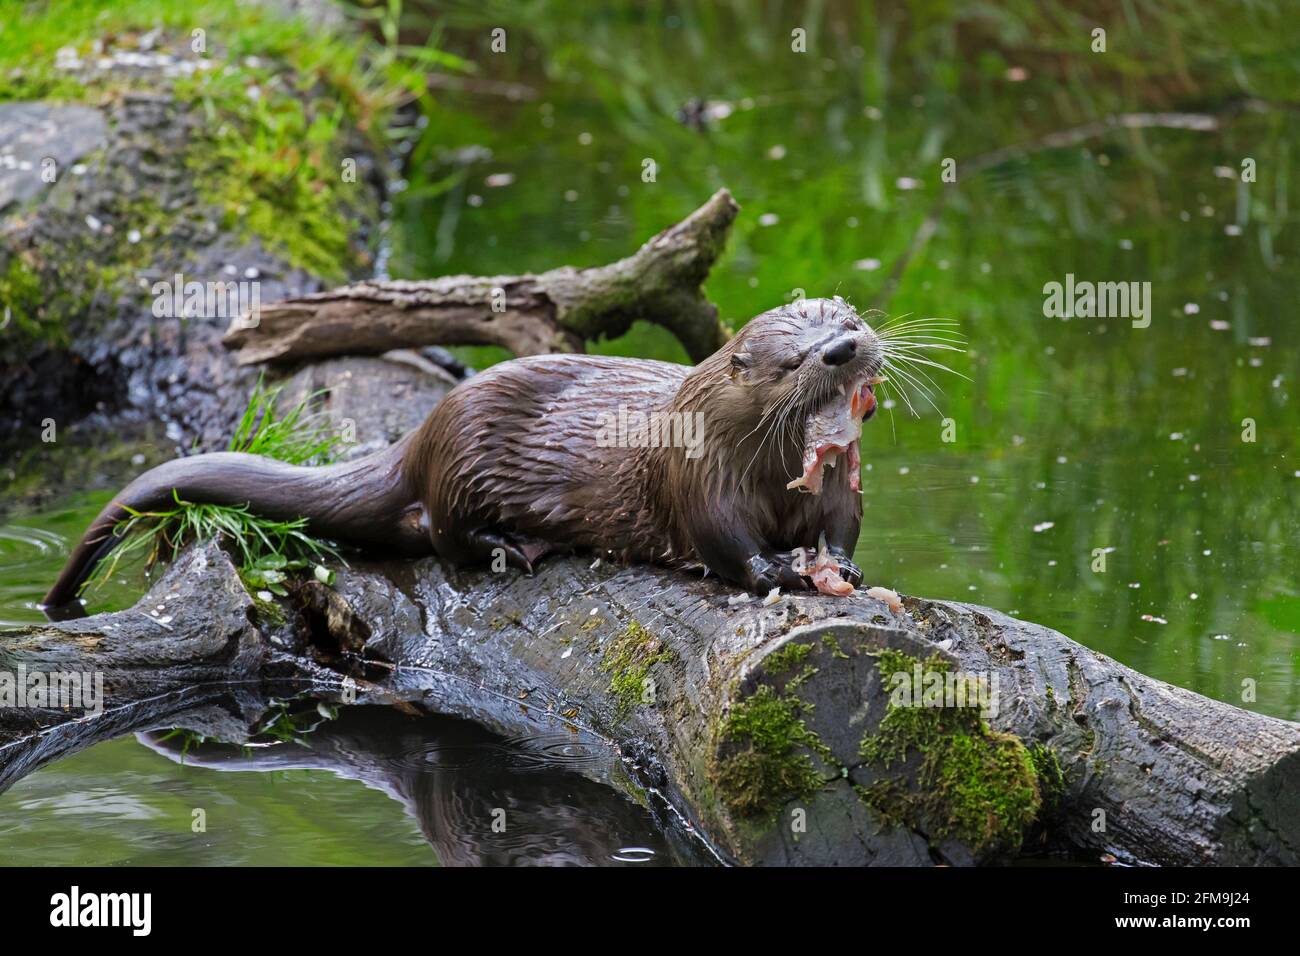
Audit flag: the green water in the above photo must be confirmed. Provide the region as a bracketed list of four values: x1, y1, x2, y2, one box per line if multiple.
[2, 0, 1299, 863]
[0, 736, 437, 866]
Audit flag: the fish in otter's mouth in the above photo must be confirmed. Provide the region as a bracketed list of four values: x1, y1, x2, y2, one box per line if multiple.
[785, 375, 885, 495]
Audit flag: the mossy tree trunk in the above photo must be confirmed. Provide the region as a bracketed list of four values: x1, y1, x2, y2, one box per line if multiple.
[6, 533, 1300, 865]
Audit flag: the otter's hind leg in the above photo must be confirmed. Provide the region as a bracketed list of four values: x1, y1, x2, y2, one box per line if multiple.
[462, 529, 559, 574]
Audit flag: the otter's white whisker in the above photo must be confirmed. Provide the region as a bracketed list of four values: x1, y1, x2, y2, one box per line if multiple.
[878, 331, 965, 346]
[880, 330, 966, 343]
[882, 358, 945, 417]
[885, 351, 971, 382]
[880, 359, 923, 417]
[882, 341, 966, 354]
[876, 317, 961, 336]
[887, 360, 946, 407]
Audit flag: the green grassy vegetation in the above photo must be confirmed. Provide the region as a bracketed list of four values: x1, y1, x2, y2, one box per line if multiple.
[253, 699, 339, 745]
[227, 375, 345, 464]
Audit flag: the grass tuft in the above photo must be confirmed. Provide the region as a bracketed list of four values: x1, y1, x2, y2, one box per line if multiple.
[227, 374, 344, 464]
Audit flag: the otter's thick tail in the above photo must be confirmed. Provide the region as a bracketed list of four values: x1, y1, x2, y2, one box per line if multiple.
[43, 435, 429, 609]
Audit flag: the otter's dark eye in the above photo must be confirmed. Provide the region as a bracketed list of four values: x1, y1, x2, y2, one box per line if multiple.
[730, 353, 751, 371]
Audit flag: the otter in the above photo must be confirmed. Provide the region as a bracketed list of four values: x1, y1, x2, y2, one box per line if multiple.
[43, 297, 884, 608]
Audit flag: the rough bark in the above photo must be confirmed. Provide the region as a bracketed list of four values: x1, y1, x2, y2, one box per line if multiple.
[311, 556, 1300, 866]
[222, 189, 738, 365]
[0, 545, 315, 793]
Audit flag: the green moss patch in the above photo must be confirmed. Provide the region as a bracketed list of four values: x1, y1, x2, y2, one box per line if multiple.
[1027, 742, 1067, 811]
[713, 683, 836, 820]
[857, 649, 1041, 856]
[764, 640, 814, 674]
[600, 621, 674, 718]
[0, 255, 53, 354]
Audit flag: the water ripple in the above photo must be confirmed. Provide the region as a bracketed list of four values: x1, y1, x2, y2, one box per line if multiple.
[0, 525, 67, 569]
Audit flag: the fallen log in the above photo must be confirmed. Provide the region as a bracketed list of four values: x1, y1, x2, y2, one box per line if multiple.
[222, 189, 737, 366]
[305, 554, 1300, 866]
[5, 533, 1298, 866]
[219, 291, 1300, 865]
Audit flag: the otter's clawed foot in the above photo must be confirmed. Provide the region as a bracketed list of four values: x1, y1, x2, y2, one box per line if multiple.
[745, 552, 810, 595]
[465, 529, 556, 574]
[825, 547, 862, 587]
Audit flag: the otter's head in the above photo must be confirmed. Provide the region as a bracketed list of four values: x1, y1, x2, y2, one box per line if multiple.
[725, 296, 884, 427]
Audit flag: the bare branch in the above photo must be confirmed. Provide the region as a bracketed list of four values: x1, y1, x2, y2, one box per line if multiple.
[223, 189, 739, 365]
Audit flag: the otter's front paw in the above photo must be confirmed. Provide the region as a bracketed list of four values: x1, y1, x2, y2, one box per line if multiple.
[826, 548, 862, 587]
[744, 553, 810, 595]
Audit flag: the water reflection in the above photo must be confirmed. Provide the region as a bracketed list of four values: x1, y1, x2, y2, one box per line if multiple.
[134, 704, 711, 867]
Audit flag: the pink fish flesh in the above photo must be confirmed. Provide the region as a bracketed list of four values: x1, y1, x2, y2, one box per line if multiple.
[786, 378, 879, 495]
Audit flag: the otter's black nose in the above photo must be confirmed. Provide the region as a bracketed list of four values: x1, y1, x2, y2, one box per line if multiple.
[822, 337, 856, 366]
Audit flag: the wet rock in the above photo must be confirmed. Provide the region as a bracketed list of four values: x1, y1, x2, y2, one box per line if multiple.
[0, 103, 107, 211]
